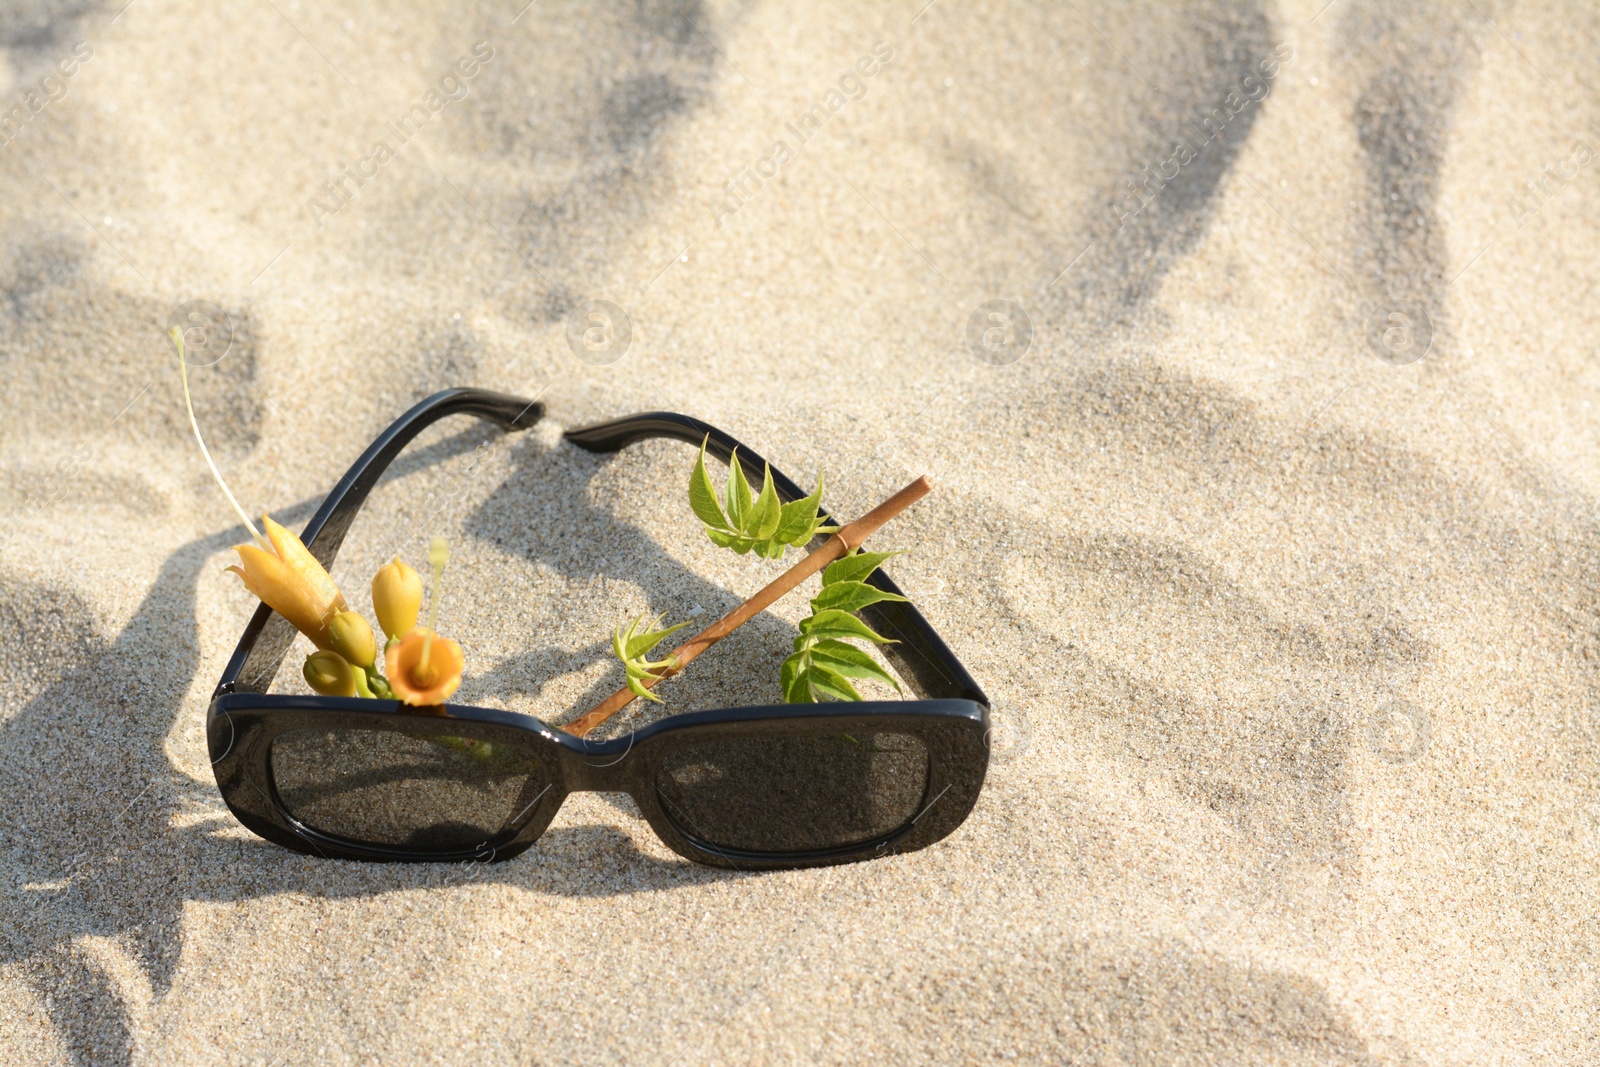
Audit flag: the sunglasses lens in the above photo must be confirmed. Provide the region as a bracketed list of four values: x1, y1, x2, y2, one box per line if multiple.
[654, 730, 929, 853]
[270, 728, 545, 853]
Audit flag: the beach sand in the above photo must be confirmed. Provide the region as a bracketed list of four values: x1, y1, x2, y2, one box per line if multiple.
[1, 0, 1596, 1062]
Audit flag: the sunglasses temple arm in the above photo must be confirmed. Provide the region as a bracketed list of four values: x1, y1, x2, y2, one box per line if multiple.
[566, 412, 810, 503]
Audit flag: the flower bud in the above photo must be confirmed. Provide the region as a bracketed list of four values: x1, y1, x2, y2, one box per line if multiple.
[327, 610, 376, 669]
[303, 650, 357, 697]
[371, 556, 422, 640]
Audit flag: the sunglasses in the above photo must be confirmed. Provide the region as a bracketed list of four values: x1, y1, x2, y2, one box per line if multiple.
[208, 389, 990, 869]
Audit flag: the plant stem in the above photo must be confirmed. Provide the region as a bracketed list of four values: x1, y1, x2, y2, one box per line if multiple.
[565, 475, 932, 738]
[173, 327, 270, 553]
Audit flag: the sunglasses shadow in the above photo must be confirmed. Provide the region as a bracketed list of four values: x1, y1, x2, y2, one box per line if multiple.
[469, 637, 621, 725]
[0, 425, 760, 1067]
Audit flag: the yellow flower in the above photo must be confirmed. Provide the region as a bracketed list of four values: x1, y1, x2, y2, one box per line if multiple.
[226, 515, 348, 650]
[303, 650, 357, 696]
[385, 628, 463, 706]
[371, 557, 423, 641]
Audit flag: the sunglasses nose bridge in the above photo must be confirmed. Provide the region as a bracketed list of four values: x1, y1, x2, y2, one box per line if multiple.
[560, 741, 639, 792]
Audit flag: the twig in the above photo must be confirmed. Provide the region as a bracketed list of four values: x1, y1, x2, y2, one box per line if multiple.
[565, 475, 933, 737]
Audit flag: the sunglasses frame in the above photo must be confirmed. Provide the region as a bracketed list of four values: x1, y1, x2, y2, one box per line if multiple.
[208, 388, 990, 869]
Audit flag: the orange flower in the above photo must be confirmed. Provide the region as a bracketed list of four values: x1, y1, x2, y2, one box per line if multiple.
[385, 627, 463, 706]
[226, 515, 348, 650]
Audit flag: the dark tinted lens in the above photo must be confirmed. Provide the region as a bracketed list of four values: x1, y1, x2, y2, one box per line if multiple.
[654, 730, 928, 853]
[271, 729, 545, 852]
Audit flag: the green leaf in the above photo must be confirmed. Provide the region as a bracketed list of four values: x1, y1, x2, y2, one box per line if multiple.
[705, 529, 757, 554]
[625, 617, 689, 660]
[822, 550, 904, 588]
[613, 613, 688, 705]
[726, 450, 753, 527]
[780, 652, 809, 703]
[809, 637, 874, 660]
[799, 609, 894, 644]
[806, 662, 864, 701]
[627, 674, 664, 704]
[810, 639, 901, 691]
[810, 580, 909, 616]
[746, 465, 782, 540]
[693, 451, 836, 561]
[773, 472, 826, 545]
[688, 436, 730, 530]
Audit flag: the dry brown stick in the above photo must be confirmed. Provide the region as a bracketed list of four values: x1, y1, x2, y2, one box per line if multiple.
[565, 475, 933, 737]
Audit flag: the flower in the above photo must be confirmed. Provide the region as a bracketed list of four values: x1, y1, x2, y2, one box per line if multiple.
[328, 610, 377, 669]
[371, 557, 423, 641]
[385, 627, 463, 706]
[227, 516, 348, 649]
[303, 650, 357, 696]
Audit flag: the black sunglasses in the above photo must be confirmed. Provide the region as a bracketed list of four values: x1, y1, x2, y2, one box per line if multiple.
[208, 389, 990, 869]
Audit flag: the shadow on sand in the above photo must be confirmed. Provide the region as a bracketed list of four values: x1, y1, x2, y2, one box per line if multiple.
[0, 428, 759, 1065]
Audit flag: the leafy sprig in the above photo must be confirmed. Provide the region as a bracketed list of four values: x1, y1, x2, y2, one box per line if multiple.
[689, 436, 837, 559]
[613, 612, 691, 704]
[781, 550, 908, 703]
[574, 446, 930, 737]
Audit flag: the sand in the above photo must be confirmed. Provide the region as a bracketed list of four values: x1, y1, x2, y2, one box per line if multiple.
[1, 0, 1596, 1062]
